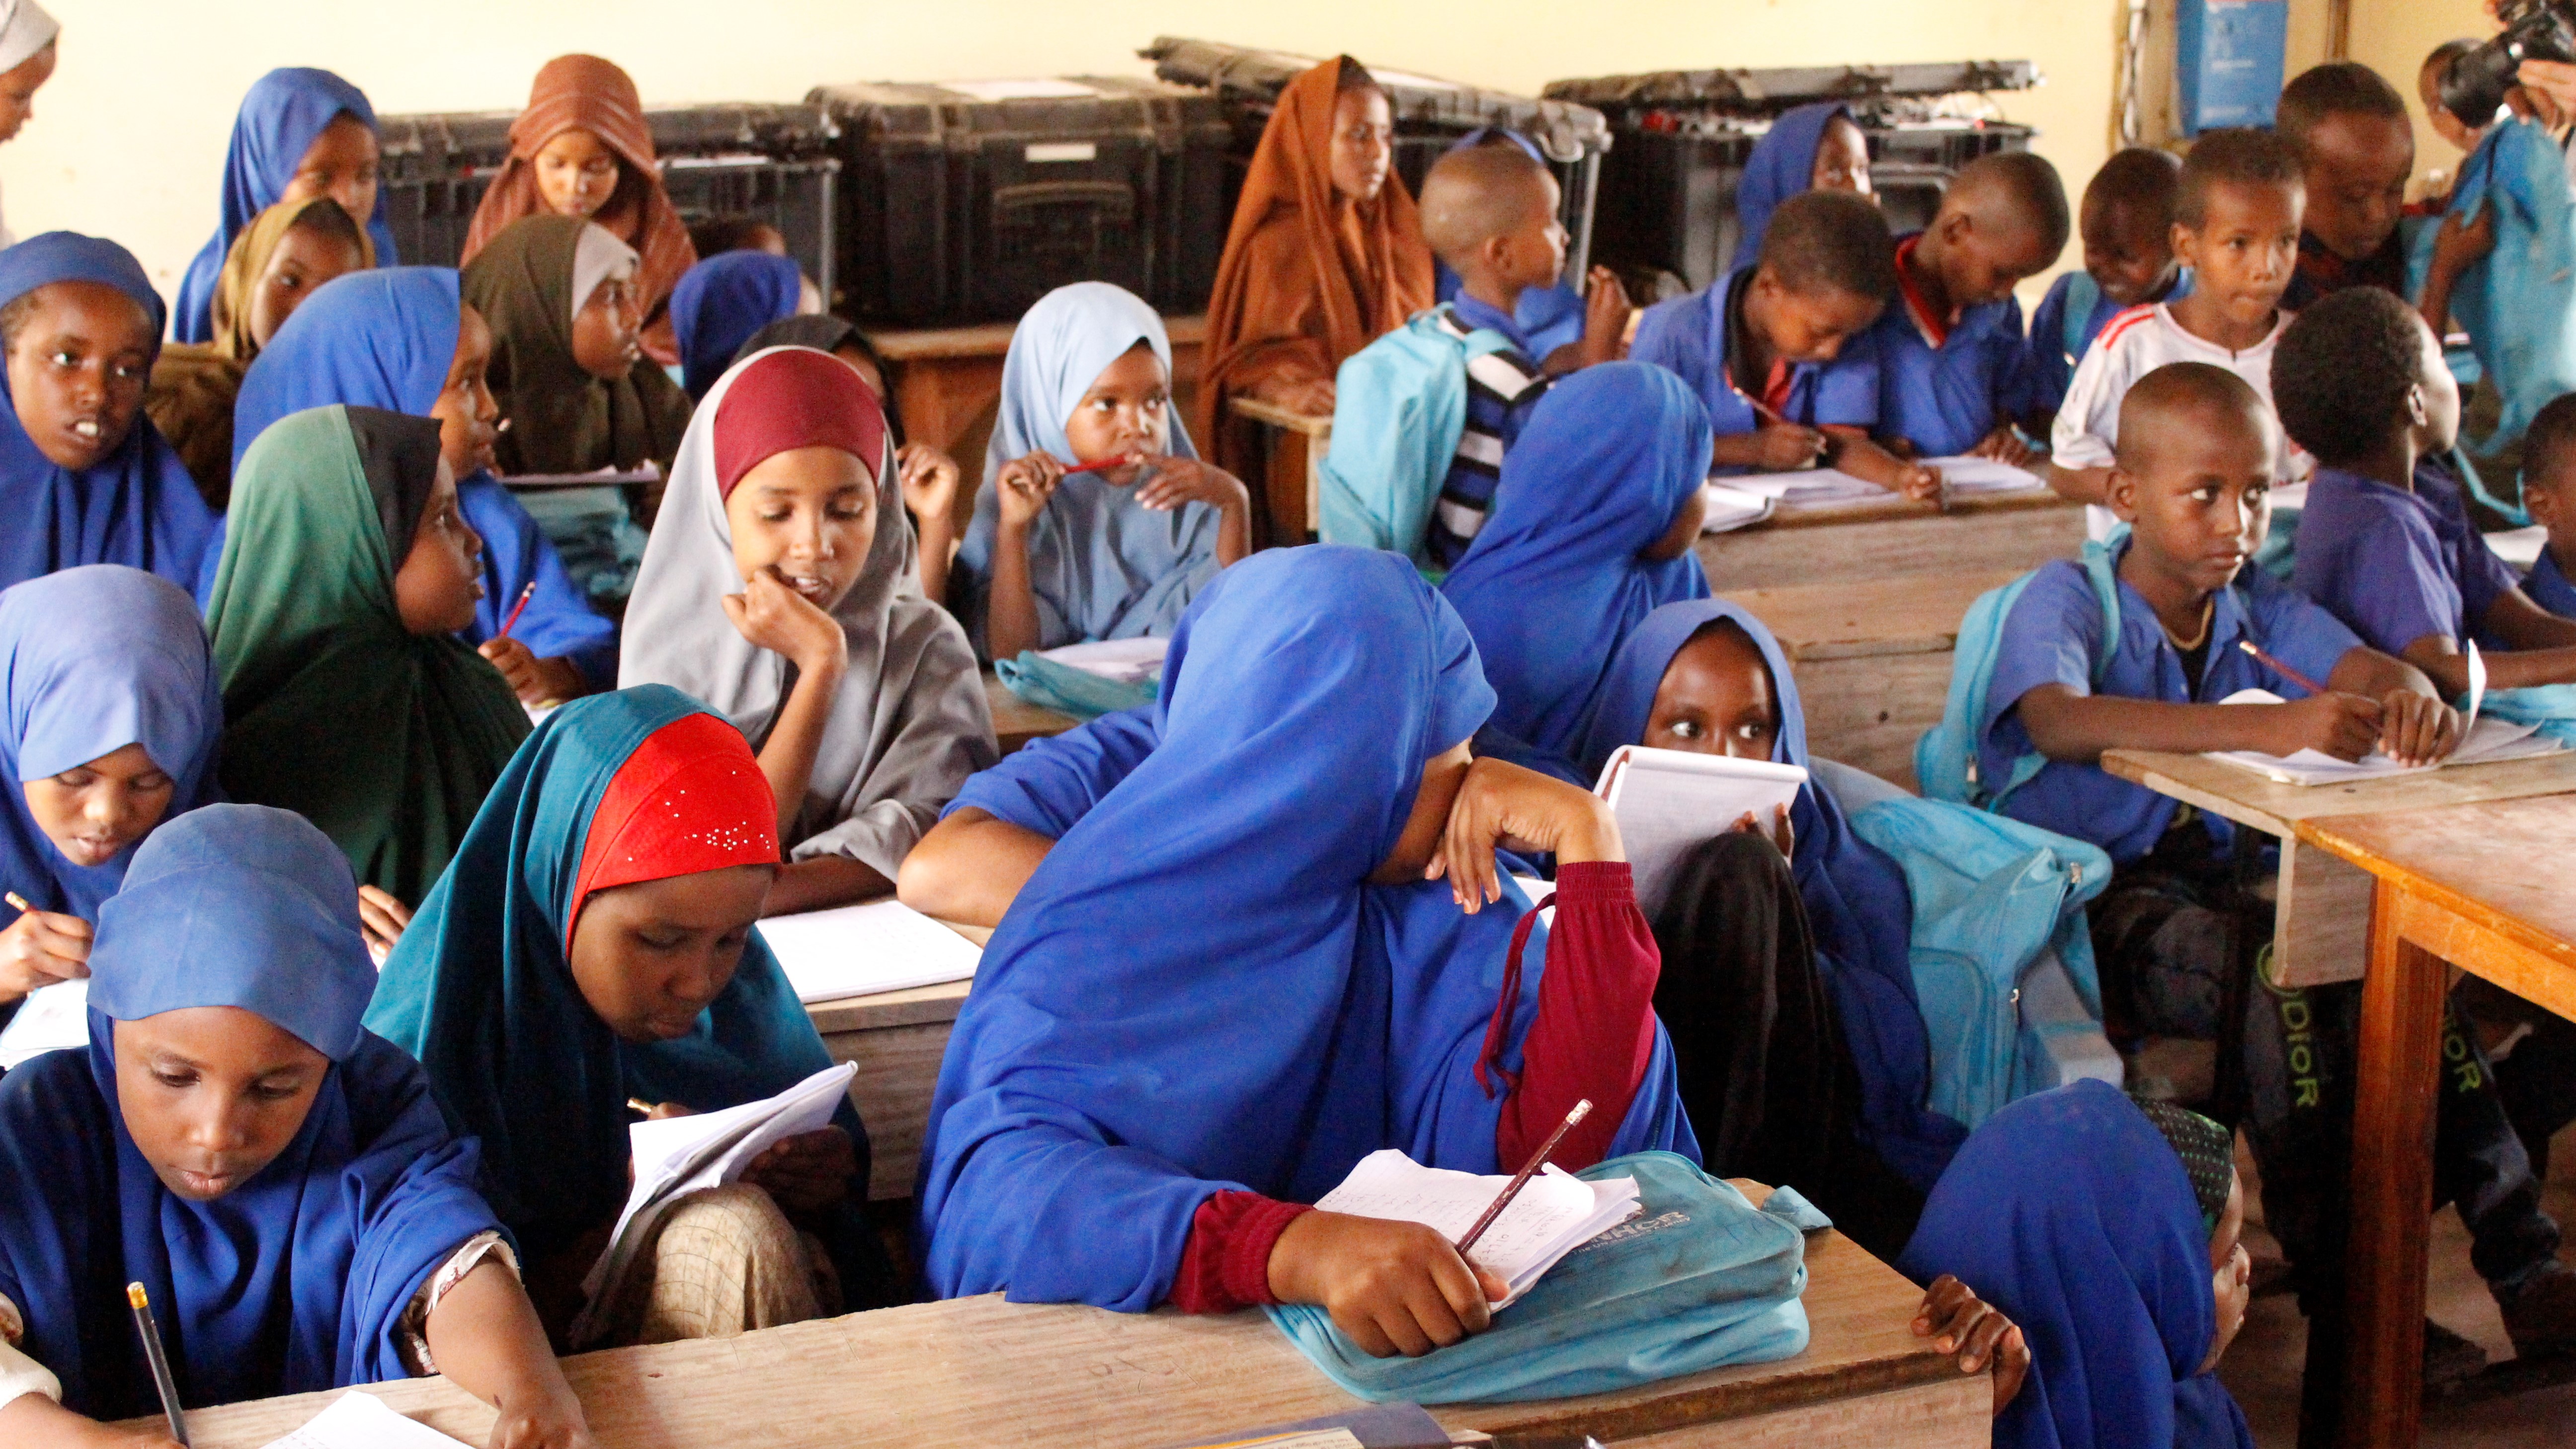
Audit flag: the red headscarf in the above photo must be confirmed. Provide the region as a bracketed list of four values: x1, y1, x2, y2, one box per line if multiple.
[463, 55, 699, 365]
[714, 347, 886, 501]
[566, 712, 779, 950]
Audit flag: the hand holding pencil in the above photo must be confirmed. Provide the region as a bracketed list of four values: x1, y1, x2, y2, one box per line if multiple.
[0, 889, 90, 999]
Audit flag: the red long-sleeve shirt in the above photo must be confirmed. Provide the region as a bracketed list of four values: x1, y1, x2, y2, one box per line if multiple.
[1167, 861, 1661, 1312]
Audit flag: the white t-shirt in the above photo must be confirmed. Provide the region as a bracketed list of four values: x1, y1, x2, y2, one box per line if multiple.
[2052, 302, 2312, 537]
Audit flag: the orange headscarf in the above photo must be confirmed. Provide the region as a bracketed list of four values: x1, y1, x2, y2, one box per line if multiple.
[1196, 58, 1433, 472]
[461, 55, 698, 365]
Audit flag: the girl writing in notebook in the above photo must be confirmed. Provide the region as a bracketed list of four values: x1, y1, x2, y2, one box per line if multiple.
[367, 686, 890, 1346]
[0, 805, 592, 1448]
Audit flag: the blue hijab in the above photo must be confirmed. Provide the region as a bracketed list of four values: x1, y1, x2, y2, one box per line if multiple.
[0, 235, 213, 594]
[172, 69, 398, 344]
[0, 804, 498, 1417]
[1729, 103, 1858, 273]
[918, 546, 1694, 1310]
[1900, 1080, 2253, 1449]
[363, 685, 858, 1261]
[1575, 598, 1965, 1190]
[228, 267, 616, 681]
[1432, 129, 1587, 359]
[0, 566, 222, 919]
[671, 251, 805, 400]
[1441, 362, 1712, 759]
[956, 282, 1223, 652]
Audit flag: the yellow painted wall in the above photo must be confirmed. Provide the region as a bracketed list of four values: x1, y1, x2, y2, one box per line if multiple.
[5, 0, 2133, 297]
[2339, 0, 2498, 192]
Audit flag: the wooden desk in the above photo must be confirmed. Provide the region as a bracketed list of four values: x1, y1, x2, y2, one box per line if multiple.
[1720, 570, 2018, 786]
[1227, 394, 1333, 543]
[138, 1190, 1987, 1449]
[810, 976, 974, 1201]
[1695, 490, 2083, 593]
[2293, 797, 2576, 1449]
[2100, 749, 2576, 986]
[983, 670, 1080, 755]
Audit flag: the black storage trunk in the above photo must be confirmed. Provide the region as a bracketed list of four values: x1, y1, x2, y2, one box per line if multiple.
[808, 77, 1230, 329]
[1141, 37, 1612, 279]
[375, 103, 841, 302]
[1542, 61, 2040, 293]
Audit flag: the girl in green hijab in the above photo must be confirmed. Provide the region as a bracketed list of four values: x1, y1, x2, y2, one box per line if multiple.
[204, 404, 529, 943]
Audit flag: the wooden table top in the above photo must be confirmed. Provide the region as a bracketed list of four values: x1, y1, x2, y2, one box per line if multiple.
[2100, 747, 2576, 837]
[876, 314, 1208, 363]
[805, 973, 974, 1035]
[982, 671, 1080, 752]
[1719, 570, 2019, 661]
[2296, 794, 2576, 978]
[132, 1188, 1967, 1449]
[1751, 486, 2078, 533]
[1228, 394, 1335, 436]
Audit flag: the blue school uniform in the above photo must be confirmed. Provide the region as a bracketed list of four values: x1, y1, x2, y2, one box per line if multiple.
[1629, 266, 1879, 470]
[1421, 292, 1550, 569]
[2527, 545, 2576, 619]
[1865, 236, 2038, 458]
[2026, 269, 2192, 414]
[2290, 462, 2521, 656]
[1981, 543, 2358, 863]
[1431, 128, 1587, 361]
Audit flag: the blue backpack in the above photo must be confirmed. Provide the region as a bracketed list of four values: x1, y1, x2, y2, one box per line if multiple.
[1915, 533, 2124, 809]
[1315, 306, 1512, 568]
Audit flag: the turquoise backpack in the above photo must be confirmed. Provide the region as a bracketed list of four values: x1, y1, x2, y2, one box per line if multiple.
[1315, 306, 1513, 567]
[1916, 533, 2125, 809]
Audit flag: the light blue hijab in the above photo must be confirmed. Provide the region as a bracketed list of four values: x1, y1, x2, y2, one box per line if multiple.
[955, 282, 1222, 653]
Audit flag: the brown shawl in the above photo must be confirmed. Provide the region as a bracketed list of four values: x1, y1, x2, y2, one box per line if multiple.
[1195, 58, 1433, 473]
[460, 54, 697, 366]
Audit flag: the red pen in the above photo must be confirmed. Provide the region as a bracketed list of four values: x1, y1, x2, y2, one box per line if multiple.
[495, 581, 536, 640]
[1060, 453, 1141, 478]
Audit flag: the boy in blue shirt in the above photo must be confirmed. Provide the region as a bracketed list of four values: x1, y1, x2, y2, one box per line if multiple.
[2517, 393, 2576, 618]
[1631, 190, 1937, 498]
[1866, 151, 2067, 466]
[1988, 358, 2576, 1387]
[2026, 148, 2189, 421]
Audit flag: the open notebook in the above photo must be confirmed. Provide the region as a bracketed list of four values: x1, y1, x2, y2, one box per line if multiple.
[256, 1390, 468, 1449]
[1725, 454, 2044, 507]
[2205, 647, 2565, 785]
[0, 978, 85, 1069]
[1039, 635, 1170, 684]
[1594, 745, 1807, 916]
[1697, 481, 1775, 534]
[1316, 1149, 1640, 1309]
[756, 897, 982, 1003]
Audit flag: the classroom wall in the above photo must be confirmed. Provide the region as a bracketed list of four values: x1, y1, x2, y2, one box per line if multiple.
[6, 0, 2129, 299]
[2338, 0, 2498, 193]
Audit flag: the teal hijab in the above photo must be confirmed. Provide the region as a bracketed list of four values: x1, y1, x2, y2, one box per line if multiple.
[363, 684, 854, 1261]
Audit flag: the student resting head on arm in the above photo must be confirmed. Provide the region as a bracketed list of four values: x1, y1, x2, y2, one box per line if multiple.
[366, 685, 892, 1346]
[958, 282, 1248, 661]
[621, 346, 995, 917]
[0, 234, 211, 593]
[2027, 148, 2187, 426]
[0, 804, 593, 1449]
[0, 566, 218, 1021]
[173, 68, 394, 345]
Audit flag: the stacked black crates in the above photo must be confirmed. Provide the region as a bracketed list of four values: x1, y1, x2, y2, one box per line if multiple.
[1543, 61, 2042, 293]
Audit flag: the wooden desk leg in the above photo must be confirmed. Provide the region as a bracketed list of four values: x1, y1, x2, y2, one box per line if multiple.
[2340, 881, 2445, 1449]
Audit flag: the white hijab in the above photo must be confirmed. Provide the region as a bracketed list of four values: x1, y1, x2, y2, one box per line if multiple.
[618, 346, 996, 875]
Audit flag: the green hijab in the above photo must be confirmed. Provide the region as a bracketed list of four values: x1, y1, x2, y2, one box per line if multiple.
[206, 404, 531, 903]
[461, 213, 692, 478]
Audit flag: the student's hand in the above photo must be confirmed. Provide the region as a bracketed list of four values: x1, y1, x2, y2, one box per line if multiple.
[2430, 204, 2496, 279]
[1969, 425, 2037, 469]
[743, 1126, 858, 1213]
[1751, 422, 1829, 471]
[1913, 1274, 2030, 1414]
[357, 886, 412, 965]
[1427, 758, 1622, 913]
[477, 638, 586, 708]
[723, 566, 847, 679]
[1578, 265, 1633, 368]
[0, 905, 89, 1001]
[994, 452, 1065, 532]
[1730, 803, 1795, 862]
[1267, 1209, 1509, 1358]
[2377, 691, 2463, 767]
[1253, 373, 1338, 416]
[1132, 456, 1250, 516]
[1897, 463, 1945, 505]
[2266, 691, 2385, 762]
[2522, 59, 2576, 123]
[485, 1389, 597, 1449]
[897, 443, 962, 527]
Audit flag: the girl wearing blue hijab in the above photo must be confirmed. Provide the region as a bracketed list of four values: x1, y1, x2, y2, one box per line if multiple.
[0, 804, 592, 1446]
[172, 68, 398, 345]
[1728, 102, 1875, 273]
[957, 282, 1249, 659]
[227, 266, 618, 700]
[1902, 1080, 2255, 1449]
[1441, 361, 1713, 760]
[0, 233, 213, 594]
[671, 250, 808, 401]
[918, 547, 1695, 1350]
[0, 566, 221, 1034]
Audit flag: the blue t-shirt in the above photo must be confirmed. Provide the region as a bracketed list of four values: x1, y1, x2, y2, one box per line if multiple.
[1864, 236, 2038, 459]
[2290, 462, 2522, 655]
[1982, 546, 2360, 863]
[1629, 265, 1878, 471]
[2527, 545, 2576, 619]
[2025, 268, 2193, 415]
[1424, 294, 1550, 571]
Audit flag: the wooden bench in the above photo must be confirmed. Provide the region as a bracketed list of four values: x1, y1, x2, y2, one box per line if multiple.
[1696, 489, 2084, 592]
[1226, 394, 1333, 544]
[137, 1186, 1987, 1449]
[1718, 570, 2021, 788]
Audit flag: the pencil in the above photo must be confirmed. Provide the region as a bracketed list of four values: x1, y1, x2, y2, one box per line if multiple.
[1456, 1098, 1592, 1256]
[126, 1284, 190, 1447]
[2239, 640, 2329, 697]
[495, 581, 537, 641]
[4, 891, 27, 914]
